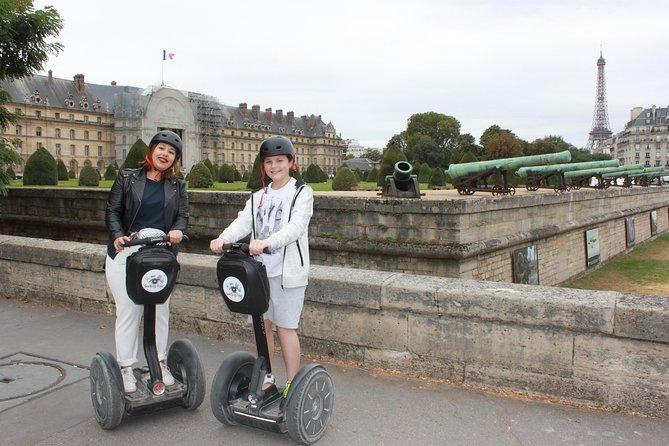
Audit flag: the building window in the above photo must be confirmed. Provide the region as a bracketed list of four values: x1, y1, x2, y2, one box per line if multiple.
[85, 145, 90, 157]
[69, 114, 74, 121]
[56, 144, 61, 156]
[35, 127, 42, 136]
[55, 112, 60, 119]
[98, 146, 102, 157]
[96, 117, 102, 124]
[70, 144, 75, 155]
[15, 125, 21, 135]
[70, 129, 75, 138]
[97, 131, 102, 140]
[36, 142, 42, 149]
[84, 130, 89, 140]
[122, 135, 126, 144]
[35, 110, 41, 118]
[84, 115, 88, 122]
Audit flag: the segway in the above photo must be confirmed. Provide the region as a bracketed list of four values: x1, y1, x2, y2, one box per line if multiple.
[210, 243, 334, 444]
[90, 228, 206, 429]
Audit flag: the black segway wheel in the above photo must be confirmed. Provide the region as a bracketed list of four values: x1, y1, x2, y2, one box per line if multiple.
[285, 367, 334, 444]
[167, 339, 206, 410]
[90, 354, 124, 430]
[210, 351, 255, 425]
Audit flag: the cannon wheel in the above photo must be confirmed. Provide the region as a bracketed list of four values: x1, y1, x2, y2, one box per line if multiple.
[507, 186, 516, 196]
[491, 185, 504, 196]
[526, 184, 539, 192]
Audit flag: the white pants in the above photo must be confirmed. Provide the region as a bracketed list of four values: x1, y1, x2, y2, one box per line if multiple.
[105, 247, 170, 367]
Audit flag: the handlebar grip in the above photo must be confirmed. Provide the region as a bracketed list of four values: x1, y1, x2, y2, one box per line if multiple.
[121, 233, 189, 247]
[221, 243, 270, 254]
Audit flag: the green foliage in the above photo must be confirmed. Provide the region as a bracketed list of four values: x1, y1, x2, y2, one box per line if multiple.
[290, 166, 303, 182]
[203, 158, 216, 179]
[450, 133, 484, 164]
[480, 125, 516, 148]
[484, 132, 523, 160]
[56, 158, 68, 180]
[428, 167, 446, 188]
[68, 167, 75, 179]
[218, 163, 236, 183]
[353, 168, 363, 181]
[361, 148, 382, 162]
[417, 163, 432, 184]
[78, 164, 99, 187]
[377, 144, 407, 186]
[187, 162, 213, 188]
[0, 2, 63, 81]
[569, 148, 612, 163]
[304, 164, 326, 183]
[459, 151, 479, 164]
[104, 164, 117, 180]
[332, 166, 358, 191]
[234, 168, 242, 181]
[121, 139, 148, 169]
[6, 164, 15, 180]
[23, 147, 57, 185]
[366, 167, 378, 183]
[404, 112, 460, 167]
[247, 155, 262, 189]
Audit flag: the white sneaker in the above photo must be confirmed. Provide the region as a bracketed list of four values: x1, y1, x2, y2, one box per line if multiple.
[160, 361, 175, 386]
[262, 374, 275, 391]
[121, 367, 137, 393]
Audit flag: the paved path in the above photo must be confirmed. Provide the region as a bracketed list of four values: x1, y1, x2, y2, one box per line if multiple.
[1, 296, 668, 446]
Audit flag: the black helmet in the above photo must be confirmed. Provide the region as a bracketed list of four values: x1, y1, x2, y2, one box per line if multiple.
[259, 135, 295, 160]
[149, 130, 182, 156]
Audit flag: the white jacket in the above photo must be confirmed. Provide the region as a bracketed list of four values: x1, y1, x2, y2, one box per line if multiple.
[219, 180, 313, 288]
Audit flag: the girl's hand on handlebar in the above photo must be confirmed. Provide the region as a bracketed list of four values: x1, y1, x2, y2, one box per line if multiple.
[210, 237, 230, 255]
[114, 235, 130, 253]
[167, 229, 183, 246]
[248, 239, 271, 256]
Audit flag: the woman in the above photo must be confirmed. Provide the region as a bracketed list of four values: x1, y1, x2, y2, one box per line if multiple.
[105, 130, 189, 393]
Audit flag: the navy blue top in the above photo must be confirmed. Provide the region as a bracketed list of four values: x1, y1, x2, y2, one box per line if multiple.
[107, 180, 165, 258]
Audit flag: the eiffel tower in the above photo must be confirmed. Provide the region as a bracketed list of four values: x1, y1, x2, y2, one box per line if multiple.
[586, 50, 612, 152]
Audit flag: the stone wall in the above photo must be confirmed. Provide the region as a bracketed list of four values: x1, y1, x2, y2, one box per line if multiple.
[1, 187, 668, 285]
[0, 234, 667, 419]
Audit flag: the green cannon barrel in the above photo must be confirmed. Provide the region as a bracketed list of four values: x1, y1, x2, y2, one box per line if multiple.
[392, 161, 414, 191]
[516, 160, 620, 178]
[563, 164, 645, 179]
[602, 166, 665, 178]
[447, 150, 571, 180]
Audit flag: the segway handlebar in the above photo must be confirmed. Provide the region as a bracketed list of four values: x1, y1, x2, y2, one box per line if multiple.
[122, 234, 190, 247]
[221, 242, 270, 254]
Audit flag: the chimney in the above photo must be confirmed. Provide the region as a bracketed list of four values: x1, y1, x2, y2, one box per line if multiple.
[73, 73, 85, 95]
[276, 109, 283, 123]
[48, 70, 53, 85]
[265, 107, 272, 123]
[252, 104, 260, 121]
[630, 107, 643, 121]
[287, 111, 294, 125]
[111, 80, 117, 86]
[239, 102, 247, 118]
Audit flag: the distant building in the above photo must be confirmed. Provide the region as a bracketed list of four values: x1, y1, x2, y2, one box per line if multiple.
[342, 158, 378, 172]
[602, 106, 669, 168]
[2, 71, 348, 176]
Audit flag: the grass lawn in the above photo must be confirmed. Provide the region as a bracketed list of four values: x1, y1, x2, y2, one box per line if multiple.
[564, 233, 669, 298]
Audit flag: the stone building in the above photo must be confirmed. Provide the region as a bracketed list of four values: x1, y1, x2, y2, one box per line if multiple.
[601, 105, 669, 168]
[1, 71, 347, 176]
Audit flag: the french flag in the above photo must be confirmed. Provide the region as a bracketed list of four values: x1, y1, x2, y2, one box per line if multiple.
[162, 50, 175, 61]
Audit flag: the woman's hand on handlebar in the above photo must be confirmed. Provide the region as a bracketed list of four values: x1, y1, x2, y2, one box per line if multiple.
[114, 235, 130, 253]
[248, 239, 271, 256]
[210, 237, 230, 255]
[167, 229, 183, 246]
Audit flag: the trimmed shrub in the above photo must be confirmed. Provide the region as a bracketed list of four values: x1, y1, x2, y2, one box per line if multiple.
[121, 139, 148, 169]
[332, 166, 358, 191]
[218, 164, 236, 183]
[418, 163, 432, 184]
[104, 164, 117, 180]
[203, 158, 216, 179]
[68, 167, 76, 179]
[247, 155, 262, 189]
[188, 162, 213, 188]
[366, 167, 378, 183]
[233, 168, 242, 181]
[6, 165, 15, 180]
[428, 167, 446, 188]
[78, 164, 100, 187]
[241, 170, 250, 182]
[304, 164, 324, 183]
[23, 147, 58, 185]
[57, 159, 69, 180]
[377, 145, 407, 186]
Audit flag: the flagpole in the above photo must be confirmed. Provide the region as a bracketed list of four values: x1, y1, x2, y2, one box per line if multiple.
[161, 49, 165, 86]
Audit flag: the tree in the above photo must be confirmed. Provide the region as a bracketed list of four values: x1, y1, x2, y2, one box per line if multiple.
[404, 112, 460, 167]
[202, 158, 216, 179]
[0, 2, 63, 195]
[377, 143, 408, 186]
[480, 125, 515, 148]
[218, 163, 236, 183]
[332, 166, 358, 191]
[104, 164, 117, 180]
[366, 167, 378, 183]
[304, 164, 325, 183]
[23, 146, 57, 185]
[56, 158, 69, 180]
[187, 162, 213, 188]
[361, 148, 382, 162]
[428, 167, 446, 188]
[78, 164, 99, 187]
[484, 132, 523, 160]
[121, 139, 148, 169]
[246, 155, 262, 189]
[417, 163, 432, 184]
[450, 133, 483, 165]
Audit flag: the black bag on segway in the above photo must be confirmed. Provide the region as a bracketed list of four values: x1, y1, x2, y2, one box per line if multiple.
[216, 251, 270, 315]
[126, 245, 180, 305]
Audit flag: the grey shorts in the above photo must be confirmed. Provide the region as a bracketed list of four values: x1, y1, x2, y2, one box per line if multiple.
[264, 275, 306, 329]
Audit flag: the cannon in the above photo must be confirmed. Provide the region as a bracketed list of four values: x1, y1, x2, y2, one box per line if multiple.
[380, 161, 422, 198]
[604, 166, 667, 187]
[563, 164, 644, 190]
[517, 160, 620, 192]
[446, 151, 571, 196]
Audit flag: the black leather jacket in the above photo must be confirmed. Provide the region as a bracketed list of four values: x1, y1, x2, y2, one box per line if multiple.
[105, 168, 189, 243]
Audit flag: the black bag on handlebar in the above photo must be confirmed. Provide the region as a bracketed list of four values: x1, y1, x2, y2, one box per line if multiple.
[216, 251, 270, 316]
[126, 246, 180, 305]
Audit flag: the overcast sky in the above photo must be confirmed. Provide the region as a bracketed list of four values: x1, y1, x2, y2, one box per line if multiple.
[33, 0, 666, 150]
